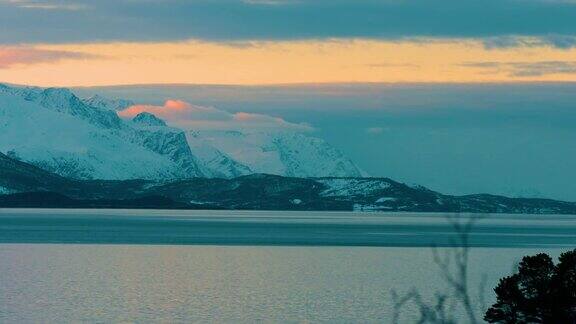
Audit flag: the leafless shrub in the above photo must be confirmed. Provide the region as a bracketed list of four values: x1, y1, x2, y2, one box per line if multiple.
[391, 214, 487, 324]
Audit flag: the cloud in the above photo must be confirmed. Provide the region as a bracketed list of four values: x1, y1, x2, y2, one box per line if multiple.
[118, 99, 313, 132]
[461, 61, 576, 77]
[242, 0, 296, 5]
[0, 46, 97, 69]
[0, 0, 575, 45]
[1, 0, 87, 10]
[366, 127, 385, 135]
[483, 35, 576, 49]
[367, 63, 420, 69]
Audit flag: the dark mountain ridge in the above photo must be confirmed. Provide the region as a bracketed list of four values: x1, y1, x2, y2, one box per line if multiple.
[1, 152, 575, 214]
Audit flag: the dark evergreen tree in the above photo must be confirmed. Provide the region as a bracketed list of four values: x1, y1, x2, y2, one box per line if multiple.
[485, 249, 576, 323]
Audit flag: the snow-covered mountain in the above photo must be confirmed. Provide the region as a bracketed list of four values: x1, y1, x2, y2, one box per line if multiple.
[0, 84, 364, 180]
[187, 130, 366, 178]
[0, 84, 203, 179]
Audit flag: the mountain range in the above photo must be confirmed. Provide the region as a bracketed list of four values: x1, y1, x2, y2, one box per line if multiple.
[0, 83, 363, 180]
[1, 150, 575, 213]
[1, 83, 575, 214]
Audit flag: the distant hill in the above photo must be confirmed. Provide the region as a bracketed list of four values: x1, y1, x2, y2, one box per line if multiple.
[1, 152, 575, 214]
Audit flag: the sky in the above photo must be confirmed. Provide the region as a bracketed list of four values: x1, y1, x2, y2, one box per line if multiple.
[0, 0, 576, 85]
[1, 0, 576, 200]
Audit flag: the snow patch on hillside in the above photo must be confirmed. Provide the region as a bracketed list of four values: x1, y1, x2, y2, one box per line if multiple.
[318, 178, 392, 197]
[0, 186, 14, 195]
[376, 197, 397, 203]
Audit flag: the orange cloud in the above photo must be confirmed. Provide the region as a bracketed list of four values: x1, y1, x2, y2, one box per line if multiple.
[4, 39, 576, 86]
[118, 99, 313, 131]
[0, 46, 96, 69]
[232, 111, 306, 129]
[164, 99, 191, 110]
[234, 112, 273, 121]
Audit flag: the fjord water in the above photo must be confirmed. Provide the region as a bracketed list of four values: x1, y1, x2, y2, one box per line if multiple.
[2, 209, 576, 247]
[1, 210, 575, 322]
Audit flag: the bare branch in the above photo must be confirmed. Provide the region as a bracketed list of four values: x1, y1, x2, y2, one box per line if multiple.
[391, 213, 489, 323]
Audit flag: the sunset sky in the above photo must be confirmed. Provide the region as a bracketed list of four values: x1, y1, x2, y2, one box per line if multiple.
[1, 0, 576, 86]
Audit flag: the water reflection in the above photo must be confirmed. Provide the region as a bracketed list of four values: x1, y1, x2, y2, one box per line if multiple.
[0, 244, 564, 323]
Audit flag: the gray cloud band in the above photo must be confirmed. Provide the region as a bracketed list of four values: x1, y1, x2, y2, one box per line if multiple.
[0, 0, 575, 47]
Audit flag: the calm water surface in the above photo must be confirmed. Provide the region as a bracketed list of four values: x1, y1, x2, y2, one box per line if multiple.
[1, 209, 576, 247]
[0, 209, 574, 322]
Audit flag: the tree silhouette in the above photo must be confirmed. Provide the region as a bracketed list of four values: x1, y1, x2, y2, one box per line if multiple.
[485, 249, 576, 323]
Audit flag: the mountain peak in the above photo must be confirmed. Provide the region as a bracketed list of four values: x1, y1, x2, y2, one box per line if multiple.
[42, 87, 75, 99]
[132, 112, 167, 127]
[82, 94, 135, 111]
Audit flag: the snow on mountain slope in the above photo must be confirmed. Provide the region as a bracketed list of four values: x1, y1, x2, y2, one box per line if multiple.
[316, 178, 392, 198]
[186, 132, 253, 178]
[0, 85, 193, 180]
[128, 113, 208, 177]
[81, 94, 135, 112]
[186, 130, 366, 178]
[0, 84, 122, 129]
[123, 113, 249, 178]
[0, 84, 365, 180]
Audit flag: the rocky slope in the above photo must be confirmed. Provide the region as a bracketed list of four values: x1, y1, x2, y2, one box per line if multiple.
[81, 94, 135, 112]
[0, 151, 74, 194]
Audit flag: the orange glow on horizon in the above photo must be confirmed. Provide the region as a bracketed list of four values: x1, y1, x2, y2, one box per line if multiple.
[1, 39, 576, 87]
